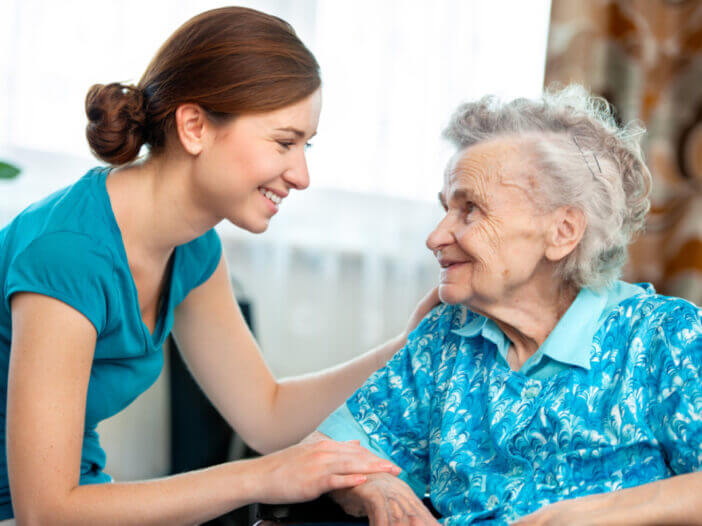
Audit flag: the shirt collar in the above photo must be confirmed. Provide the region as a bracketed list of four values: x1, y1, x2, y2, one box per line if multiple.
[451, 280, 647, 371]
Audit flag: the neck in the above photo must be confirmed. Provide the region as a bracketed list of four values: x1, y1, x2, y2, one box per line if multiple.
[106, 153, 220, 263]
[470, 276, 578, 368]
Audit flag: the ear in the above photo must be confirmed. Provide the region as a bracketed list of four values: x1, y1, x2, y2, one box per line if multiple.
[174, 104, 208, 156]
[544, 206, 587, 262]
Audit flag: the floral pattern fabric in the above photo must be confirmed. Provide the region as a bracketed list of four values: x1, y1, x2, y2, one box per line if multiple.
[345, 284, 702, 524]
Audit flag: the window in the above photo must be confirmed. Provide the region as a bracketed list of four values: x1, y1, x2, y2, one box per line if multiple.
[0, 0, 551, 201]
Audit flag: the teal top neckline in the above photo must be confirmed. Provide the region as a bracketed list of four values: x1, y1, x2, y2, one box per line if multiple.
[95, 167, 177, 348]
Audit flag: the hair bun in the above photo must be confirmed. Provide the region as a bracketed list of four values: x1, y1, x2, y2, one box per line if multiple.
[85, 82, 146, 165]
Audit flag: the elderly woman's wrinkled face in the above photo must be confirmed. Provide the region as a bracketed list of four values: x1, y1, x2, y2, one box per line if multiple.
[426, 138, 551, 307]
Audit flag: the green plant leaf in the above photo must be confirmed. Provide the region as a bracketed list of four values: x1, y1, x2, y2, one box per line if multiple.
[0, 161, 20, 179]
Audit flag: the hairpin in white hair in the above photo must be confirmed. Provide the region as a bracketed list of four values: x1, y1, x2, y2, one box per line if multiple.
[572, 136, 602, 179]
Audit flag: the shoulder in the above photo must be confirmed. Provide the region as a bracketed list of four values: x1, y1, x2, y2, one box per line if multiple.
[178, 228, 222, 273]
[617, 287, 700, 335]
[180, 227, 221, 256]
[1, 166, 115, 266]
[4, 231, 114, 332]
[403, 303, 469, 365]
[610, 288, 702, 370]
[645, 295, 701, 368]
[408, 303, 466, 343]
[172, 228, 223, 301]
[7, 230, 114, 277]
[10, 166, 109, 233]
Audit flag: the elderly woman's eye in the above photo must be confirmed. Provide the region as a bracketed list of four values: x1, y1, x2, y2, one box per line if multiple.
[465, 202, 476, 216]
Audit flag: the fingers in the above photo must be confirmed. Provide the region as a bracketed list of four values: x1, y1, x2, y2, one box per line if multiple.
[410, 499, 438, 524]
[417, 286, 440, 312]
[314, 440, 401, 475]
[399, 495, 437, 526]
[368, 494, 434, 526]
[388, 498, 411, 526]
[331, 453, 400, 476]
[325, 473, 368, 490]
[331, 473, 436, 526]
[368, 499, 389, 526]
[404, 286, 442, 337]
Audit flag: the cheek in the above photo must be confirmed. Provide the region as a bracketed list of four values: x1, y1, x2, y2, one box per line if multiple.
[456, 219, 503, 264]
[211, 136, 279, 183]
[498, 221, 547, 277]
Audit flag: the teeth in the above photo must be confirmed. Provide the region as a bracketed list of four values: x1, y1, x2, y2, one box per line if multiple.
[259, 187, 282, 205]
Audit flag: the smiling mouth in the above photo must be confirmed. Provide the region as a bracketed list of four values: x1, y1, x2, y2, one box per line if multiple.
[258, 187, 283, 206]
[439, 260, 471, 269]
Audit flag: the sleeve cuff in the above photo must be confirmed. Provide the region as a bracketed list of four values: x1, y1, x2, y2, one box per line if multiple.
[318, 403, 428, 497]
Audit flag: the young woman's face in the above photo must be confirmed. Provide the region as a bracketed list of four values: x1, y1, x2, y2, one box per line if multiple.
[192, 88, 322, 233]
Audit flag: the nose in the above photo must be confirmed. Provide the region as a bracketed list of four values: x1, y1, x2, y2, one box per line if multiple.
[426, 214, 455, 254]
[282, 149, 310, 190]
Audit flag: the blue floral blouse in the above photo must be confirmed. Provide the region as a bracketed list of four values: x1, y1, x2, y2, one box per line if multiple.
[318, 282, 702, 524]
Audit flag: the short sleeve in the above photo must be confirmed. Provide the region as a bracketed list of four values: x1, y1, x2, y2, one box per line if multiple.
[4, 231, 113, 333]
[179, 228, 222, 293]
[647, 300, 702, 474]
[341, 304, 455, 494]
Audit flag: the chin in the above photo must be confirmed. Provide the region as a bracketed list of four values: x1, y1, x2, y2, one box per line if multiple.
[229, 216, 270, 234]
[248, 222, 269, 234]
[438, 284, 470, 305]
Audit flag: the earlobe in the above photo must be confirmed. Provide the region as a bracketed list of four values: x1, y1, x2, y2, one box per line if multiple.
[545, 207, 586, 262]
[175, 104, 207, 156]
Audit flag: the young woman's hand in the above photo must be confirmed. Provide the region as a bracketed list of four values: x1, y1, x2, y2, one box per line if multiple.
[250, 439, 402, 504]
[401, 287, 440, 343]
[329, 472, 439, 526]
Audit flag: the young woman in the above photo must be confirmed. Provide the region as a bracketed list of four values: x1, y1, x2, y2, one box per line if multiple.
[0, 7, 436, 524]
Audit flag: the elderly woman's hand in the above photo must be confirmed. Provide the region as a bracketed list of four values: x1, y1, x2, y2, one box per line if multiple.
[511, 492, 621, 526]
[330, 472, 439, 526]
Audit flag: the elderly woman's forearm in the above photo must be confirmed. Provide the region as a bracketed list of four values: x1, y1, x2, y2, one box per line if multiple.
[592, 471, 702, 525]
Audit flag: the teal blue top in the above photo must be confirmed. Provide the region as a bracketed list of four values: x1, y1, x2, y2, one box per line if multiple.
[319, 280, 648, 492]
[0, 166, 222, 519]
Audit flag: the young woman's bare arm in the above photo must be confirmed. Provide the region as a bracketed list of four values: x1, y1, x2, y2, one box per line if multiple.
[7, 292, 400, 526]
[172, 254, 438, 453]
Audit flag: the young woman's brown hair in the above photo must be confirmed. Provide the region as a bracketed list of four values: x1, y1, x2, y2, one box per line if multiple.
[85, 6, 321, 165]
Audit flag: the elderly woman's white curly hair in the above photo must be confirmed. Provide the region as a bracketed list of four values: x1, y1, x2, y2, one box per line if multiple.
[443, 84, 652, 290]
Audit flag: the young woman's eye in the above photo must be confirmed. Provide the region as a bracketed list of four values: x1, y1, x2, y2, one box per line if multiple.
[304, 142, 313, 151]
[277, 141, 294, 150]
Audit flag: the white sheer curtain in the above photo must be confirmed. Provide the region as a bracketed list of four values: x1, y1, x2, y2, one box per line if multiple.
[0, 0, 551, 480]
[1, 0, 552, 372]
[1, 0, 551, 199]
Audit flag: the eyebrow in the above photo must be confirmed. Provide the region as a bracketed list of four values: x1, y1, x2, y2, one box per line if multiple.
[439, 188, 482, 208]
[453, 188, 480, 203]
[275, 127, 317, 139]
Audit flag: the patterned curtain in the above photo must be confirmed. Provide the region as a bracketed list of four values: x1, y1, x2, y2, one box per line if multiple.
[544, 0, 702, 303]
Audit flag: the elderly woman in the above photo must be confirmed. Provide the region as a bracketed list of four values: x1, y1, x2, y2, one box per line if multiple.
[305, 86, 702, 525]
